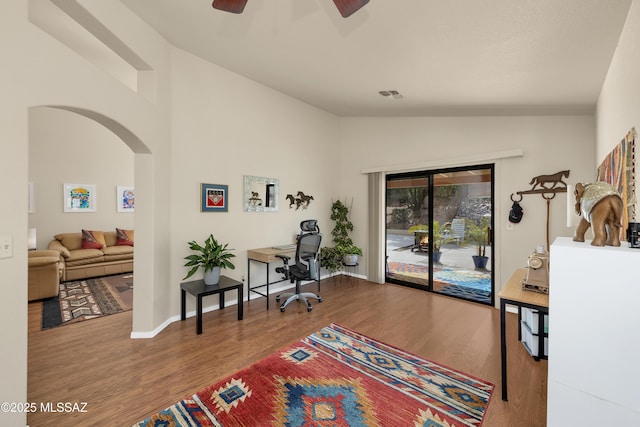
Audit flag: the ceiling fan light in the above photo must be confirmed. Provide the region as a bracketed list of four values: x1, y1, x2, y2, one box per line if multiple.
[212, 0, 248, 14]
[333, 0, 370, 18]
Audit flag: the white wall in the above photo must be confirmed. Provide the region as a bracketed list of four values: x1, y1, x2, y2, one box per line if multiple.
[597, 0, 640, 215]
[2, 1, 172, 424]
[167, 48, 340, 320]
[29, 107, 134, 249]
[338, 115, 595, 298]
[546, 1, 640, 424]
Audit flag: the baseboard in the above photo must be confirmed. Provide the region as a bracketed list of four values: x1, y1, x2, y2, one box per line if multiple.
[130, 277, 338, 339]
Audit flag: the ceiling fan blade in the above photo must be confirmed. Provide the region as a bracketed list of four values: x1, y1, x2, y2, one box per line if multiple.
[333, 0, 369, 18]
[212, 0, 248, 14]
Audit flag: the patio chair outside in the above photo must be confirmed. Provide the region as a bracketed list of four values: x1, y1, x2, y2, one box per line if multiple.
[445, 218, 465, 245]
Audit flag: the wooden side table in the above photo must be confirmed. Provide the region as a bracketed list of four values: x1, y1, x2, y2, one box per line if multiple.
[180, 276, 243, 335]
[498, 268, 549, 401]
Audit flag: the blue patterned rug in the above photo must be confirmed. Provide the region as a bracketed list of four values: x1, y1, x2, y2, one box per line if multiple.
[133, 323, 494, 426]
[387, 262, 492, 303]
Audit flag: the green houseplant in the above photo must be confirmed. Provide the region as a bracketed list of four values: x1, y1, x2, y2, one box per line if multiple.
[183, 234, 236, 285]
[328, 199, 363, 267]
[466, 217, 489, 269]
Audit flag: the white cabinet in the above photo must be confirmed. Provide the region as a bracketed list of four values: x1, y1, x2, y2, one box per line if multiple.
[547, 237, 640, 426]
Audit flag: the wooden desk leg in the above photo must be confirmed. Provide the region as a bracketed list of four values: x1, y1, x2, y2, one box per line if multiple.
[238, 287, 243, 320]
[220, 291, 225, 309]
[501, 298, 508, 401]
[197, 295, 203, 335]
[181, 289, 186, 321]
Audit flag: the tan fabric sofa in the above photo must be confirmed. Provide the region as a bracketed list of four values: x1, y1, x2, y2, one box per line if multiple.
[28, 250, 62, 301]
[48, 231, 133, 282]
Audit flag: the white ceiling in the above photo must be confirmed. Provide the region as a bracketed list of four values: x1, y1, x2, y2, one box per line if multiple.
[121, 0, 632, 117]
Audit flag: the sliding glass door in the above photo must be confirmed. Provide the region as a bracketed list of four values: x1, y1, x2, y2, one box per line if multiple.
[385, 165, 494, 305]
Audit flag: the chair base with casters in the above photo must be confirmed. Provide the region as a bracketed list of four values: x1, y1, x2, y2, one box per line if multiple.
[275, 288, 322, 312]
[275, 219, 323, 312]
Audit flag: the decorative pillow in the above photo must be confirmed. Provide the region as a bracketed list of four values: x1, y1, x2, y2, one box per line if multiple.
[116, 228, 134, 246]
[81, 230, 106, 249]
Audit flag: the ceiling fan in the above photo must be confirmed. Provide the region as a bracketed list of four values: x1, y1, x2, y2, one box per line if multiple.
[212, 0, 370, 18]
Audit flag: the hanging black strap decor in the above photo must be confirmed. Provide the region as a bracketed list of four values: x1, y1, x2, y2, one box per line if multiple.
[508, 195, 524, 223]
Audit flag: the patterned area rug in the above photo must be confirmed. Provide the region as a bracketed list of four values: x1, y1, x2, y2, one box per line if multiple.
[41, 273, 133, 330]
[134, 323, 494, 426]
[387, 261, 492, 304]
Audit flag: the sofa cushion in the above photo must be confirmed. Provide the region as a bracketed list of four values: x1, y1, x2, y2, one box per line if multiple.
[104, 231, 117, 247]
[54, 233, 83, 251]
[64, 248, 104, 267]
[101, 245, 133, 262]
[115, 228, 134, 246]
[82, 230, 106, 249]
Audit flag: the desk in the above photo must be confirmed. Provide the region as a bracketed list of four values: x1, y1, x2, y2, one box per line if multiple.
[180, 276, 243, 335]
[498, 268, 549, 401]
[247, 245, 321, 309]
[247, 246, 295, 309]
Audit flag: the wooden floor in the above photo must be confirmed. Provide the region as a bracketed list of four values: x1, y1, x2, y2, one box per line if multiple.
[27, 276, 547, 426]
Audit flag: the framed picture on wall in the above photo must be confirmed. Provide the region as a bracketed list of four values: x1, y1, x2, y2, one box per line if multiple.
[201, 183, 228, 212]
[63, 183, 97, 212]
[117, 186, 135, 212]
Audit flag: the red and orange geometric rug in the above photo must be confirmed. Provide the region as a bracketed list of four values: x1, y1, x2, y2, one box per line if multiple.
[133, 323, 494, 426]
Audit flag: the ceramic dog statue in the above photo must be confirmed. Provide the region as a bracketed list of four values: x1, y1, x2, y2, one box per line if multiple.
[573, 182, 623, 246]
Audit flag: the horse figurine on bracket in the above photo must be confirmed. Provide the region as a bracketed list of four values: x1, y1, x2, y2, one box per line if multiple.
[528, 170, 570, 191]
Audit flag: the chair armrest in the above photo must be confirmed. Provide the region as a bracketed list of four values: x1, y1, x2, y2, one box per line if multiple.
[47, 240, 70, 258]
[28, 256, 60, 268]
[275, 254, 291, 262]
[29, 249, 61, 259]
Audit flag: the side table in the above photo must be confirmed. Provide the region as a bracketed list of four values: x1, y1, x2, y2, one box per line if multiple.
[180, 275, 243, 335]
[498, 268, 549, 401]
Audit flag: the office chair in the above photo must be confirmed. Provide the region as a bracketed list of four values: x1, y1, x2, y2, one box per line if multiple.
[275, 220, 323, 312]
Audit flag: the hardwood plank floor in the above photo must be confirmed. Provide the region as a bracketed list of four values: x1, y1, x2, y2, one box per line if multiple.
[27, 276, 547, 426]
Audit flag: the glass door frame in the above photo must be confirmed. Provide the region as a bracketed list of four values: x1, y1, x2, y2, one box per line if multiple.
[385, 163, 495, 306]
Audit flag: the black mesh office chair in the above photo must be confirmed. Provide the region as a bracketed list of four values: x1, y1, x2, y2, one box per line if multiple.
[275, 220, 322, 312]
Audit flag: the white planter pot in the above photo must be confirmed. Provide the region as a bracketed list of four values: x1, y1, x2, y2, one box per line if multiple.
[203, 267, 221, 285]
[343, 254, 359, 266]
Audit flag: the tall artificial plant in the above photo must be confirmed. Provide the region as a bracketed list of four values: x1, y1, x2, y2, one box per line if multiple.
[330, 199, 362, 256]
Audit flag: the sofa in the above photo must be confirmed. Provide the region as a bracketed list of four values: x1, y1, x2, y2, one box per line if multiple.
[28, 250, 62, 301]
[47, 229, 134, 282]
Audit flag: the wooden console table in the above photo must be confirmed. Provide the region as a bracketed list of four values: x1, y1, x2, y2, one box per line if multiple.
[498, 268, 549, 401]
[180, 276, 243, 335]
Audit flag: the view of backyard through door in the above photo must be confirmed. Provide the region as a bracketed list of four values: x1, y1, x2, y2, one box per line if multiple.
[385, 165, 494, 305]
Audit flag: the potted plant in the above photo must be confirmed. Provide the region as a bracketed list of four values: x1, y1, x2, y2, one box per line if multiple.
[408, 221, 443, 263]
[466, 217, 490, 269]
[320, 246, 342, 275]
[329, 199, 363, 267]
[183, 234, 236, 285]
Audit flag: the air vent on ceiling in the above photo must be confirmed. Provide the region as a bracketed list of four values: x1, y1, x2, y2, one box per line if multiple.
[379, 90, 403, 99]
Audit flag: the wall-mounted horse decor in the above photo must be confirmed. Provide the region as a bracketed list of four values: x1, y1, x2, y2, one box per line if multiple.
[511, 169, 571, 251]
[286, 191, 314, 210]
[528, 170, 570, 191]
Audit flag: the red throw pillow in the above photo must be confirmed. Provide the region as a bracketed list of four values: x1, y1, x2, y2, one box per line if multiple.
[116, 228, 134, 246]
[81, 230, 106, 249]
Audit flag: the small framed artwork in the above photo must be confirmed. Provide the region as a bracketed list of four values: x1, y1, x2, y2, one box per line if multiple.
[117, 186, 135, 212]
[63, 183, 97, 212]
[201, 183, 228, 212]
